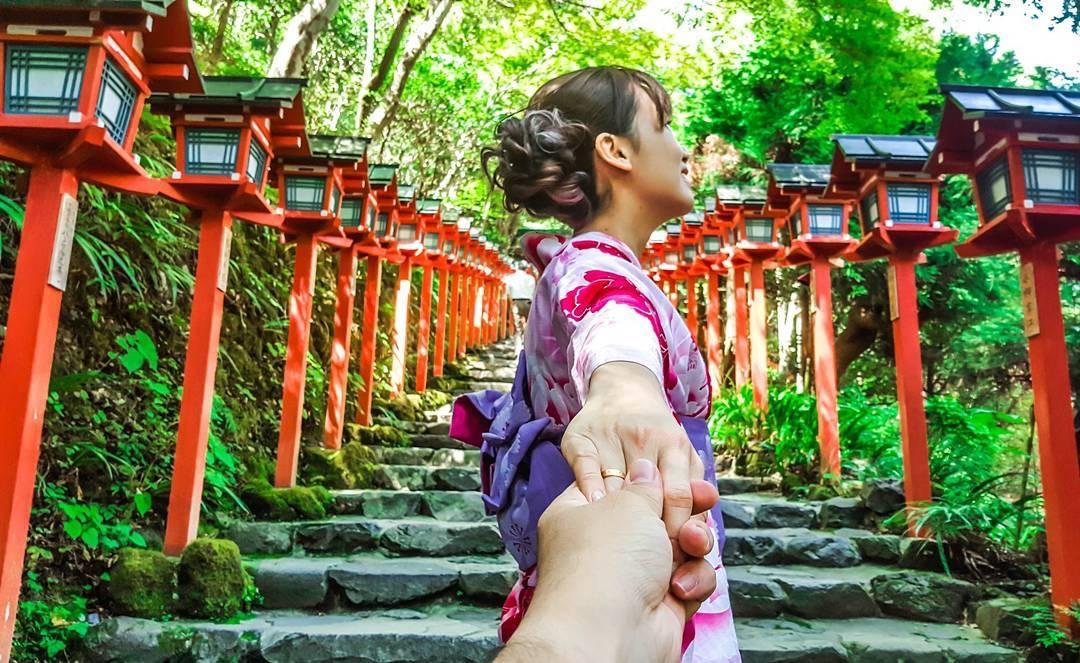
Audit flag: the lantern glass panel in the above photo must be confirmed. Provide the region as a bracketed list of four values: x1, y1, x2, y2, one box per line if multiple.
[340, 198, 363, 227]
[886, 183, 932, 224]
[745, 217, 774, 242]
[284, 176, 327, 211]
[664, 251, 678, 265]
[4, 45, 87, 115]
[1022, 149, 1079, 205]
[424, 232, 440, 250]
[96, 58, 137, 144]
[366, 202, 376, 229]
[185, 129, 240, 175]
[703, 236, 722, 255]
[444, 239, 456, 254]
[860, 190, 880, 229]
[246, 138, 268, 186]
[682, 245, 696, 262]
[976, 156, 1011, 221]
[807, 204, 844, 235]
[375, 212, 389, 235]
[397, 223, 417, 242]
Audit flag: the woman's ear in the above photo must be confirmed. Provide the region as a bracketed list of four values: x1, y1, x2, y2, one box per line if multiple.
[594, 132, 634, 174]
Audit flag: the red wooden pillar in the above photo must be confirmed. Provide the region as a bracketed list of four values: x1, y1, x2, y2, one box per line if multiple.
[685, 275, 699, 344]
[355, 255, 382, 426]
[749, 260, 768, 409]
[705, 270, 723, 392]
[811, 259, 842, 479]
[732, 265, 750, 387]
[415, 263, 435, 392]
[163, 210, 233, 555]
[322, 246, 359, 450]
[447, 270, 460, 364]
[0, 167, 81, 645]
[887, 257, 933, 531]
[433, 267, 450, 377]
[1018, 242, 1080, 627]
[462, 274, 475, 354]
[275, 235, 319, 488]
[389, 257, 413, 398]
[455, 273, 468, 359]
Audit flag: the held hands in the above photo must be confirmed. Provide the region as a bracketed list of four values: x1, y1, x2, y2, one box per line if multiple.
[561, 361, 708, 553]
[499, 459, 719, 663]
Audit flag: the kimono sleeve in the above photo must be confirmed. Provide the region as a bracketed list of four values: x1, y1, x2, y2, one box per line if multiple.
[553, 252, 666, 403]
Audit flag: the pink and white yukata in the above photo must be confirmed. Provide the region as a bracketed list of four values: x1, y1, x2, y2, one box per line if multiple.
[451, 231, 740, 663]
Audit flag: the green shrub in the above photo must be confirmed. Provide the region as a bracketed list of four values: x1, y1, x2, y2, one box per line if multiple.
[176, 539, 249, 620]
[108, 548, 176, 618]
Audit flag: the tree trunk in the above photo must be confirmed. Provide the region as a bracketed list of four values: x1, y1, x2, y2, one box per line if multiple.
[355, 2, 414, 132]
[208, 0, 236, 67]
[368, 0, 456, 143]
[835, 299, 881, 380]
[268, 0, 344, 78]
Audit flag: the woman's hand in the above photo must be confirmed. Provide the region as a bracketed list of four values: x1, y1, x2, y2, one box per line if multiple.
[561, 361, 706, 549]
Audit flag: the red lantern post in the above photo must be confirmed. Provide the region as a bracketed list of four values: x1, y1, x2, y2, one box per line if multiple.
[0, 2, 200, 649]
[389, 184, 421, 398]
[928, 86, 1080, 632]
[413, 198, 443, 391]
[151, 76, 308, 554]
[354, 164, 401, 425]
[700, 198, 733, 392]
[272, 137, 358, 488]
[680, 213, 707, 342]
[727, 186, 785, 408]
[433, 213, 459, 377]
[768, 163, 856, 480]
[832, 134, 954, 531]
[322, 139, 378, 450]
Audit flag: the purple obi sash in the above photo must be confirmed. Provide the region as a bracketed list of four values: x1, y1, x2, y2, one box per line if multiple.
[451, 352, 725, 571]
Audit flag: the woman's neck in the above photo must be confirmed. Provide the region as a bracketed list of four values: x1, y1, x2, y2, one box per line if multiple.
[576, 197, 659, 257]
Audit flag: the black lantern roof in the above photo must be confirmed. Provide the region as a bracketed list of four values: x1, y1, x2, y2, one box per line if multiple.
[397, 184, 417, 204]
[767, 164, 830, 190]
[418, 198, 441, 214]
[0, 0, 172, 13]
[941, 84, 1080, 120]
[369, 164, 398, 185]
[308, 135, 369, 161]
[154, 77, 305, 108]
[834, 135, 935, 166]
[716, 184, 768, 206]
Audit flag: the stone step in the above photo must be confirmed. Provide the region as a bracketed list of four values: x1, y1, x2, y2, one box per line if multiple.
[372, 465, 481, 491]
[465, 367, 516, 381]
[88, 611, 1019, 662]
[461, 381, 512, 393]
[728, 564, 982, 623]
[249, 553, 517, 610]
[723, 528, 865, 567]
[383, 433, 471, 450]
[716, 475, 779, 495]
[333, 490, 489, 522]
[225, 516, 503, 557]
[369, 446, 481, 468]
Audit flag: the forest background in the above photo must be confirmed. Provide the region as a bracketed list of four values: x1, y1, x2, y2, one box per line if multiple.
[0, 0, 1078, 657]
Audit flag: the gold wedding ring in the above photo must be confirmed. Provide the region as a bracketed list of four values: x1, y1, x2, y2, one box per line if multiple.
[601, 468, 626, 480]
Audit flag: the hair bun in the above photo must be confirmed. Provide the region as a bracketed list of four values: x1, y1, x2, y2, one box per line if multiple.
[482, 109, 596, 228]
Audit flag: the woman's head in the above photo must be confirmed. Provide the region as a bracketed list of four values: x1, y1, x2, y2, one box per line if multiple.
[482, 66, 693, 231]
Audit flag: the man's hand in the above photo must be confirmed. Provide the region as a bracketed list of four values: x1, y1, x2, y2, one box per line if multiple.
[498, 459, 719, 663]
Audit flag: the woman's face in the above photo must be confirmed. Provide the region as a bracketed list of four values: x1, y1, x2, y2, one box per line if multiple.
[627, 91, 694, 224]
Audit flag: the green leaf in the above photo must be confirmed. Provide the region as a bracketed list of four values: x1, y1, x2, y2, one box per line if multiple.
[62, 520, 83, 540]
[81, 528, 100, 550]
[133, 493, 152, 516]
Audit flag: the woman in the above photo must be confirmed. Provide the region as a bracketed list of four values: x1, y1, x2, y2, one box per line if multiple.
[452, 66, 739, 662]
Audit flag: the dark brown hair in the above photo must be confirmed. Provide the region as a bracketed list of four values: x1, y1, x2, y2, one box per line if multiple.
[481, 66, 672, 229]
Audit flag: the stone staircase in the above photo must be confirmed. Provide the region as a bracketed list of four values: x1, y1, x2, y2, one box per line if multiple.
[88, 341, 1021, 662]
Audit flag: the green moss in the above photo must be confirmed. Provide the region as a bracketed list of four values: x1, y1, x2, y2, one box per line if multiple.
[176, 538, 248, 620]
[418, 389, 452, 412]
[240, 478, 294, 520]
[375, 395, 424, 422]
[278, 486, 326, 520]
[350, 424, 409, 448]
[309, 485, 333, 509]
[108, 548, 176, 618]
[300, 446, 357, 489]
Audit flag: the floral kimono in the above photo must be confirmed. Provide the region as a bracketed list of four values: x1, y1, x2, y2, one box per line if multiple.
[451, 231, 740, 663]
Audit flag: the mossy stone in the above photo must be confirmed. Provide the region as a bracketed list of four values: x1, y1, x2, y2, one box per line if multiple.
[177, 538, 248, 620]
[309, 485, 333, 509]
[279, 486, 327, 520]
[419, 389, 452, 411]
[240, 478, 294, 520]
[109, 548, 176, 618]
[300, 446, 357, 489]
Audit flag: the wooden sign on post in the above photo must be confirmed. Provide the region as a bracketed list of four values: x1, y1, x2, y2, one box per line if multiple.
[47, 194, 78, 292]
[1019, 261, 1039, 338]
[887, 264, 900, 322]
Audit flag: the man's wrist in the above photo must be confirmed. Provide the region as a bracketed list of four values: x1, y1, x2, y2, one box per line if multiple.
[501, 606, 621, 663]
